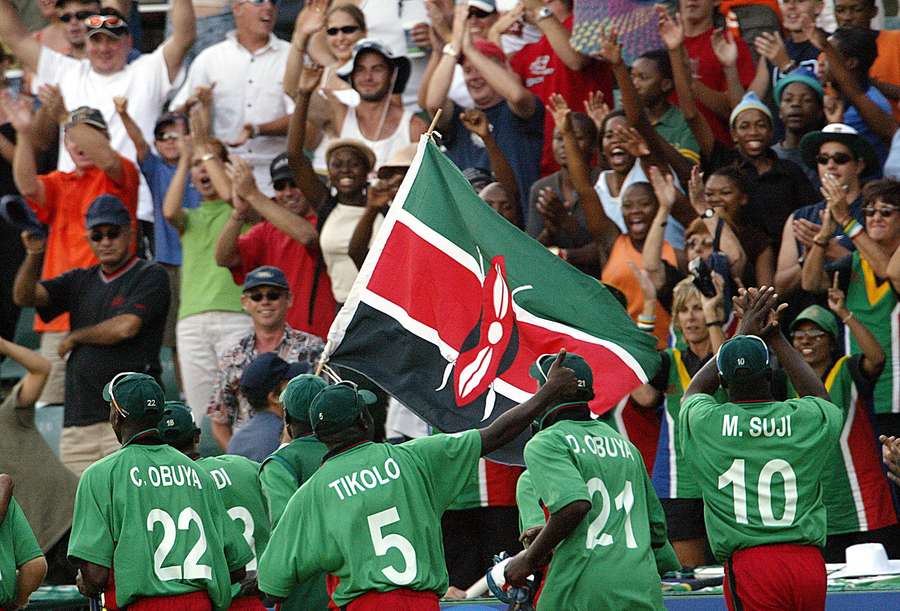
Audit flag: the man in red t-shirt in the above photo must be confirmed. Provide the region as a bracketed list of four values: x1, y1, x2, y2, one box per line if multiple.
[215, 154, 336, 341]
[1, 94, 138, 404]
[509, 0, 613, 175]
[679, 0, 755, 144]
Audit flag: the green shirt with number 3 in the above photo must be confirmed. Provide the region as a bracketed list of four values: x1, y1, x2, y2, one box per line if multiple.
[524, 419, 669, 611]
[68, 441, 254, 610]
[257, 430, 481, 606]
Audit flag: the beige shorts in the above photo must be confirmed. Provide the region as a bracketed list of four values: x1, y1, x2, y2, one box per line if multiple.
[38, 331, 67, 406]
[60, 421, 120, 477]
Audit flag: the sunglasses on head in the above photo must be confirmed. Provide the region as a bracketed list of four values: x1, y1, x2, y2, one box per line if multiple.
[89, 226, 123, 242]
[247, 289, 285, 302]
[815, 152, 854, 165]
[326, 25, 360, 36]
[155, 131, 180, 142]
[863, 206, 899, 218]
[273, 178, 297, 191]
[791, 329, 827, 340]
[84, 14, 126, 29]
[468, 7, 493, 18]
[60, 10, 95, 23]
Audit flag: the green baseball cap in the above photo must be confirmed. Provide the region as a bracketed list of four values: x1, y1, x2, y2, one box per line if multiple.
[529, 352, 594, 401]
[790, 305, 839, 339]
[309, 382, 377, 435]
[158, 401, 199, 446]
[716, 336, 771, 383]
[102, 372, 164, 418]
[281, 374, 329, 422]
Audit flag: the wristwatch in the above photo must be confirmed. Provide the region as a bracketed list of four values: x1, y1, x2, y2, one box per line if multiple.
[442, 43, 459, 58]
[536, 7, 553, 20]
[701, 208, 715, 219]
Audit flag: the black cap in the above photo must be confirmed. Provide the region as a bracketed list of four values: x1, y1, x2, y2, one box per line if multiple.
[0, 195, 47, 238]
[269, 153, 294, 183]
[85, 194, 130, 228]
[243, 265, 290, 292]
[240, 353, 309, 404]
[154, 112, 187, 138]
[65, 106, 108, 134]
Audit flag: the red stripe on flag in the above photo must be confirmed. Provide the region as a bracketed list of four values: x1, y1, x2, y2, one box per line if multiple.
[367, 222, 483, 347]
[848, 396, 898, 530]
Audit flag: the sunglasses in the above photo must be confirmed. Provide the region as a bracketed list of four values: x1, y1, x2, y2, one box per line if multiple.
[89, 226, 124, 242]
[791, 329, 828, 340]
[84, 14, 127, 29]
[247, 290, 285, 302]
[273, 178, 297, 191]
[60, 10, 95, 23]
[863, 206, 899, 218]
[155, 132, 180, 142]
[815, 152, 854, 165]
[326, 25, 360, 36]
[468, 7, 493, 18]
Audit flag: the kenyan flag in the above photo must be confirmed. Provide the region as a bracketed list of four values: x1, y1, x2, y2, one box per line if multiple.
[322, 139, 660, 464]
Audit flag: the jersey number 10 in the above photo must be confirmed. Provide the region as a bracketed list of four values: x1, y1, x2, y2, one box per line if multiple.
[717, 459, 798, 527]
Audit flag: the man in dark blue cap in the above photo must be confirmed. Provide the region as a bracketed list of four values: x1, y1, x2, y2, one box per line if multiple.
[227, 352, 308, 462]
[12, 194, 169, 475]
[208, 265, 323, 450]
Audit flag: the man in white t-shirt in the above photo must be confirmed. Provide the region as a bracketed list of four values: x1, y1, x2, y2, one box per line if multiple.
[171, 0, 295, 193]
[0, 1, 196, 225]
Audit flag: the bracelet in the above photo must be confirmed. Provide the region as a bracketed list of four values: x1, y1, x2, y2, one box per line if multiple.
[637, 314, 656, 323]
[842, 312, 854, 323]
[637, 323, 656, 332]
[843, 218, 863, 239]
[706, 320, 724, 327]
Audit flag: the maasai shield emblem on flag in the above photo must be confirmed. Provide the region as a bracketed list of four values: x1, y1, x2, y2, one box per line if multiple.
[321, 138, 660, 464]
[572, 0, 666, 64]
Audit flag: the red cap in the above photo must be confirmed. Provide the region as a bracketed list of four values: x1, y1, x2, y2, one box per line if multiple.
[462, 40, 507, 64]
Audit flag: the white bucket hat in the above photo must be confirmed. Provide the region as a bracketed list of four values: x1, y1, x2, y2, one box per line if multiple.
[830, 543, 900, 579]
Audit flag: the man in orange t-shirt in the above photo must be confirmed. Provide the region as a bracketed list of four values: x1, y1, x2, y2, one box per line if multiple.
[2, 97, 138, 403]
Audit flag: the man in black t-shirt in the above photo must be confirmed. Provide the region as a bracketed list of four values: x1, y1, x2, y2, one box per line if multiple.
[12, 194, 169, 475]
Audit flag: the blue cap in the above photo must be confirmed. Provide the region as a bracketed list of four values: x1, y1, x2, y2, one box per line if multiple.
[773, 67, 825, 106]
[243, 266, 290, 292]
[85, 194, 130, 229]
[240, 353, 309, 404]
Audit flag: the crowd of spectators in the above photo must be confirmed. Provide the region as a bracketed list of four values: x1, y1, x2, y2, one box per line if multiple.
[2, 0, 900, 600]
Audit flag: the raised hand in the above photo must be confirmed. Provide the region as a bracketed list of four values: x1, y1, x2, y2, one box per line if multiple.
[36, 84, 67, 124]
[367, 175, 404, 211]
[648, 165, 677, 211]
[628, 261, 657, 303]
[656, 5, 684, 51]
[820, 173, 850, 224]
[542, 350, 578, 398]
[613, 124, 650, 158]
[20, 230, 46, 255]
[176, 133, 193, 159]
[229, 156, 258, 200]
[296, 0, 327, 37]
[753, 31, 789, 68]
[189, 104, 211, 144]
[583, 90, 610, 131]
[460, 109, 491, 139]
[451, 2, 468, 50]
[426, 0, 452, 42]
[113, 96, 128, 115]
[792, 217, 822, 250]
[195, 83, 216, 109]
[536, 187, 567, 225]
[823, 89, 845, 124]
[0, 91, 34, 132]
[546, 92, 572, 131]
[701, 271, 726, 322]
[827, 273, 848, 316]
[595, 26, 622, 66]
[688, 165, 707, 214]
[297, 62, 325, 95]
[736, 286, 785, 337]
[800, 14, 827, 50]
[711, 29, 738, 67]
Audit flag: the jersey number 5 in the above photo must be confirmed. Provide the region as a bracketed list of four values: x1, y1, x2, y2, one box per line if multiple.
[367, 507, 418, 585]
[147, 508, 213, 581]
[717, 458, 798, 527]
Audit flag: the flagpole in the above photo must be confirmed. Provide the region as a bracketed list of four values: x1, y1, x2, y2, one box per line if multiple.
[424, 108, 443, 140]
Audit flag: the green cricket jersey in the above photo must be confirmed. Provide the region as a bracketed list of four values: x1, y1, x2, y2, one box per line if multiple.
[0, 498, 43, 607]
[515, 471, 545, 533]
[258, 435, 328, 528]
[258, 435, 329, 611]
[68, 440, 255, 610]
[524, 419, 670, 611]
[846, 252, 899, 414]
[258, 430, 482, 606]
[680, 394, 842, 562]
[786, 356, 898, 535]
[198, 455, 270, 571]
